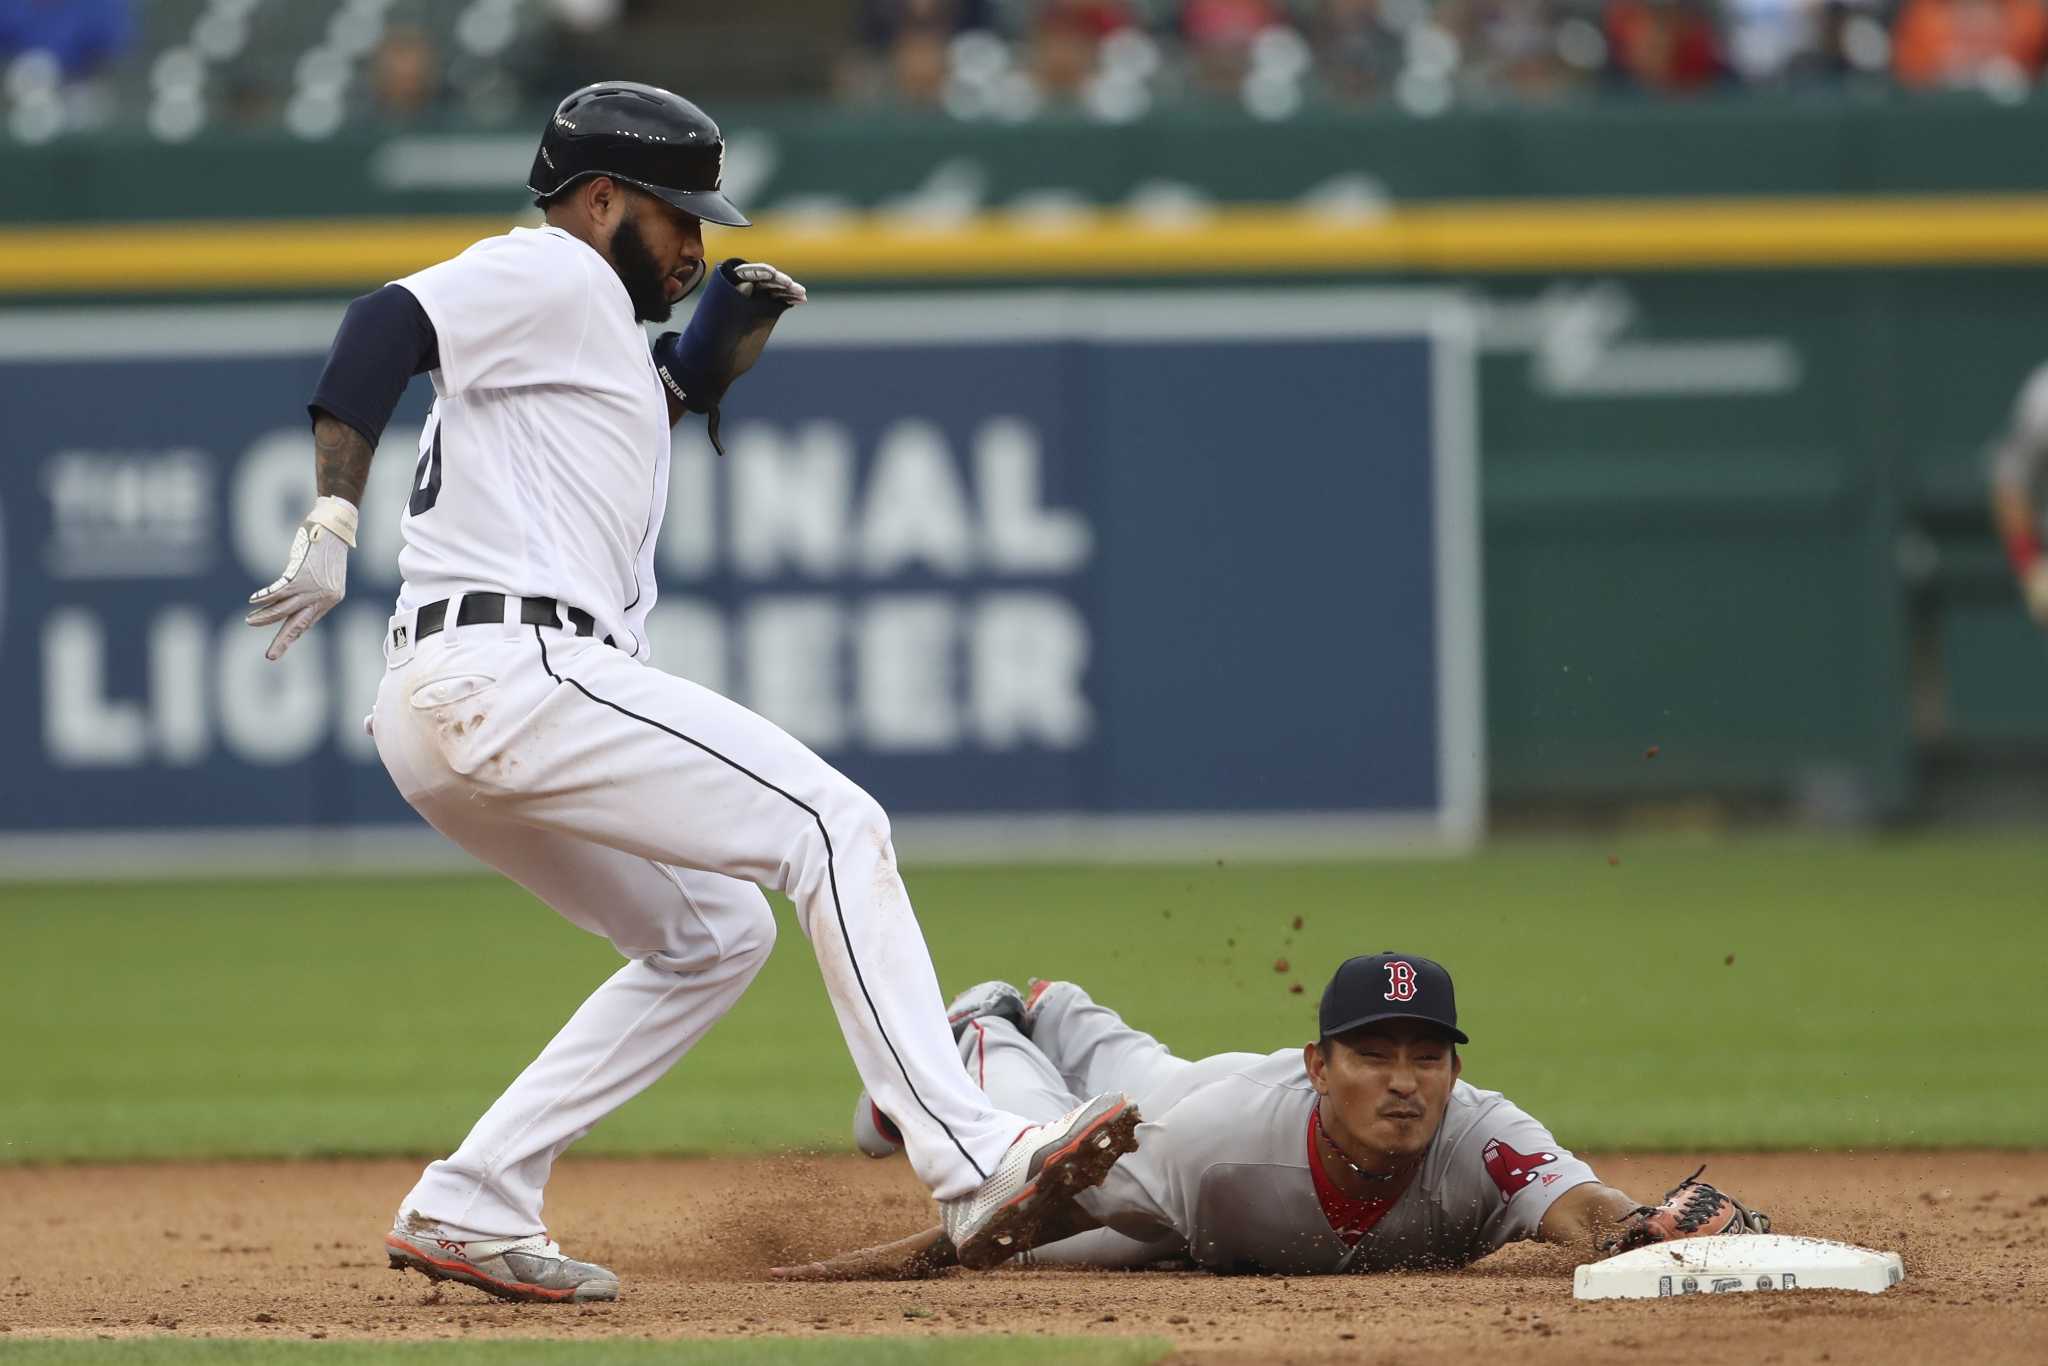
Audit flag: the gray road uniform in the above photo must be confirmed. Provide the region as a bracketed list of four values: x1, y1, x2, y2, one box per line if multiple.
[1991, 360, 2048, 517]
[961, 983, 1598, 1275]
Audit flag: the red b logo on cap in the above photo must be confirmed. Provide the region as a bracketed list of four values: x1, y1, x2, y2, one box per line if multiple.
[1383, 960, 1418, 1001]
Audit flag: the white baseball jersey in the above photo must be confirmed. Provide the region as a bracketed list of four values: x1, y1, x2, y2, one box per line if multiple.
[392, 225, 668, 659]
[362, 224, 1031, 1240]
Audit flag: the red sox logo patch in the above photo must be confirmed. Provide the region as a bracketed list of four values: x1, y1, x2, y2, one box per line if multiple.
[1383, 960, 1418, 1002]
[1482, 1138, 1558, 1201]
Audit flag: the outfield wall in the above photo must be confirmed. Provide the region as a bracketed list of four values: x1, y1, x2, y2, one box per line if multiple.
[6, 99, 2048, 826]
[0, 291, 1480, 865]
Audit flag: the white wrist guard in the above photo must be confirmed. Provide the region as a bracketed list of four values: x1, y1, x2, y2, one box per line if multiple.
[307, 494, 360, 548]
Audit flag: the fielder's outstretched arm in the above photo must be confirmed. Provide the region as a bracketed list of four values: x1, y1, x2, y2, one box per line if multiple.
[787, 1187, 1643, 1277]
[770, 1225, 956, 1281]
[770, 1202, 1104, 1281]
[1534, 1181, 1640, 1253]
[1541, 1169, 1770, 1255]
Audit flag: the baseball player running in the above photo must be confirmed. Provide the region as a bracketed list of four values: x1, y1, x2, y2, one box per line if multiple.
[777, 953, 1767, 1278]
[1990, 360, 2048, 626]
[243, 81, 1138, 1304]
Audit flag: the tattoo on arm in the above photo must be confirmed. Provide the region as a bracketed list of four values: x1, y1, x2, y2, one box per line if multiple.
[313, 412, 375, 506]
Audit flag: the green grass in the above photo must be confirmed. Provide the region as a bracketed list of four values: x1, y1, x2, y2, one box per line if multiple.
[0, 1338, 1169, 1365]
[3, 834, 2046, 1162]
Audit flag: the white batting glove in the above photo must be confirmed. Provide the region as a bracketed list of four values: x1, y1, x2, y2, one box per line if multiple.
[246, 495, 358, 661]
[727, 261, 807, 307]
[2027, 561, 2048, 626]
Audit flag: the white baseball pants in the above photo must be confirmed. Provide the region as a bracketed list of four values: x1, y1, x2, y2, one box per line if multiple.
[372, 612, 1027, 1237]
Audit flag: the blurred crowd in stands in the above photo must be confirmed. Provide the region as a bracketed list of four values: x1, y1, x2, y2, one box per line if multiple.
[841, 0, 2048, 114]
[4, 0, 2047, 142]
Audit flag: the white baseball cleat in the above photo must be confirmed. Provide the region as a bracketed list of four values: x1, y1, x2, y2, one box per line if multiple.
[852, 1090, 905, 1158]
[940, 1091, 1142, 1270]
[385, 1211, 620, 1303]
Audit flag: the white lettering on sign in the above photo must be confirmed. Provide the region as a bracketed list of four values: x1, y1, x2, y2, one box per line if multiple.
[730, 420, 852, 578]
[860, 419, 976, 576]
[641, 592, 1093, 754]
[215, 615, 327, 764]
[1476, 281, 1801, 399]
[35, 410, 1099, 778]
[646, 598, 729, 698]
[660, 416, 1090, 583]
[232, 429, 314, 582]
[970, 594, 1091, 747]
[35, 592, 1096, 773]
[42, 609, 148, 765]
[976, 418, 1091, 573]
[742, 596, 846, 748]
[857, 595, 959, 751]
[639, 414, 1097, 754]
[149, 608, 209, 766]
[41, 606, 380, 772]
[44, 449, 214, 580]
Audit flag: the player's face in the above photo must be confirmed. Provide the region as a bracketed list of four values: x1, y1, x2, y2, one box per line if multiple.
[1311, 1021, 1461, 1161]
[608, 190, 706, 324]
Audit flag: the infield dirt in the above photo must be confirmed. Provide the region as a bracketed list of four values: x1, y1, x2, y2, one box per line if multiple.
[2, 1151, 2042, 1363]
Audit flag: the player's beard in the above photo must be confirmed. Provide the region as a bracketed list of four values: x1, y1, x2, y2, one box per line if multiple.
[610, 206, 675, 324]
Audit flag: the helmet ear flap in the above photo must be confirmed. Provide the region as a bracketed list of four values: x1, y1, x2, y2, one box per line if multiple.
[673, 258, 707, 304]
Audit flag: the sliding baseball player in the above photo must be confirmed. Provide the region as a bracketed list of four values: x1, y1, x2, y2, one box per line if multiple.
[780, 953, 1767, 1278]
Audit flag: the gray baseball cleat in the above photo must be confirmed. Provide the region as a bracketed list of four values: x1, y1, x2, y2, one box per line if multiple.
[1022, 977, 1065, 1031]
[940, 1091, 1142, 1270]
[945, 980, 1026, 1039]
[385, 1211, 620, 1303]
[852, 1090, 905, 1158]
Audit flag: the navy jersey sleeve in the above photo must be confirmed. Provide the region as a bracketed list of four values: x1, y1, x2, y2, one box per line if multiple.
[307, 283, 440, 447]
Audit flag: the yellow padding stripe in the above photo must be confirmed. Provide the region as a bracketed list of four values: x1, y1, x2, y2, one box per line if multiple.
[7, 195, 2048, 292]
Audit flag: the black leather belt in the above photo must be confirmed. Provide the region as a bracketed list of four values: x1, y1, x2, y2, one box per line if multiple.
[413, 594, 615, 648]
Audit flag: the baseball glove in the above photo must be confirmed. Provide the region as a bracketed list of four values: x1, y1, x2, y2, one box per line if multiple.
[1605, 1166, 1770, 1254]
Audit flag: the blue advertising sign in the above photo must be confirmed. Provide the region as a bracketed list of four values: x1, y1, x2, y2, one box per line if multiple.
[0, 291, 1479, 869]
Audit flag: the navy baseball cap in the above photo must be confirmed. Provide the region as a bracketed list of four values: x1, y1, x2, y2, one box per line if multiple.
[1318, 952, 1468, 1045]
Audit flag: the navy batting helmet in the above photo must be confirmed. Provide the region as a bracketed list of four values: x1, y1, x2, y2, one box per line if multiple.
[528, 81, 749, 227]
